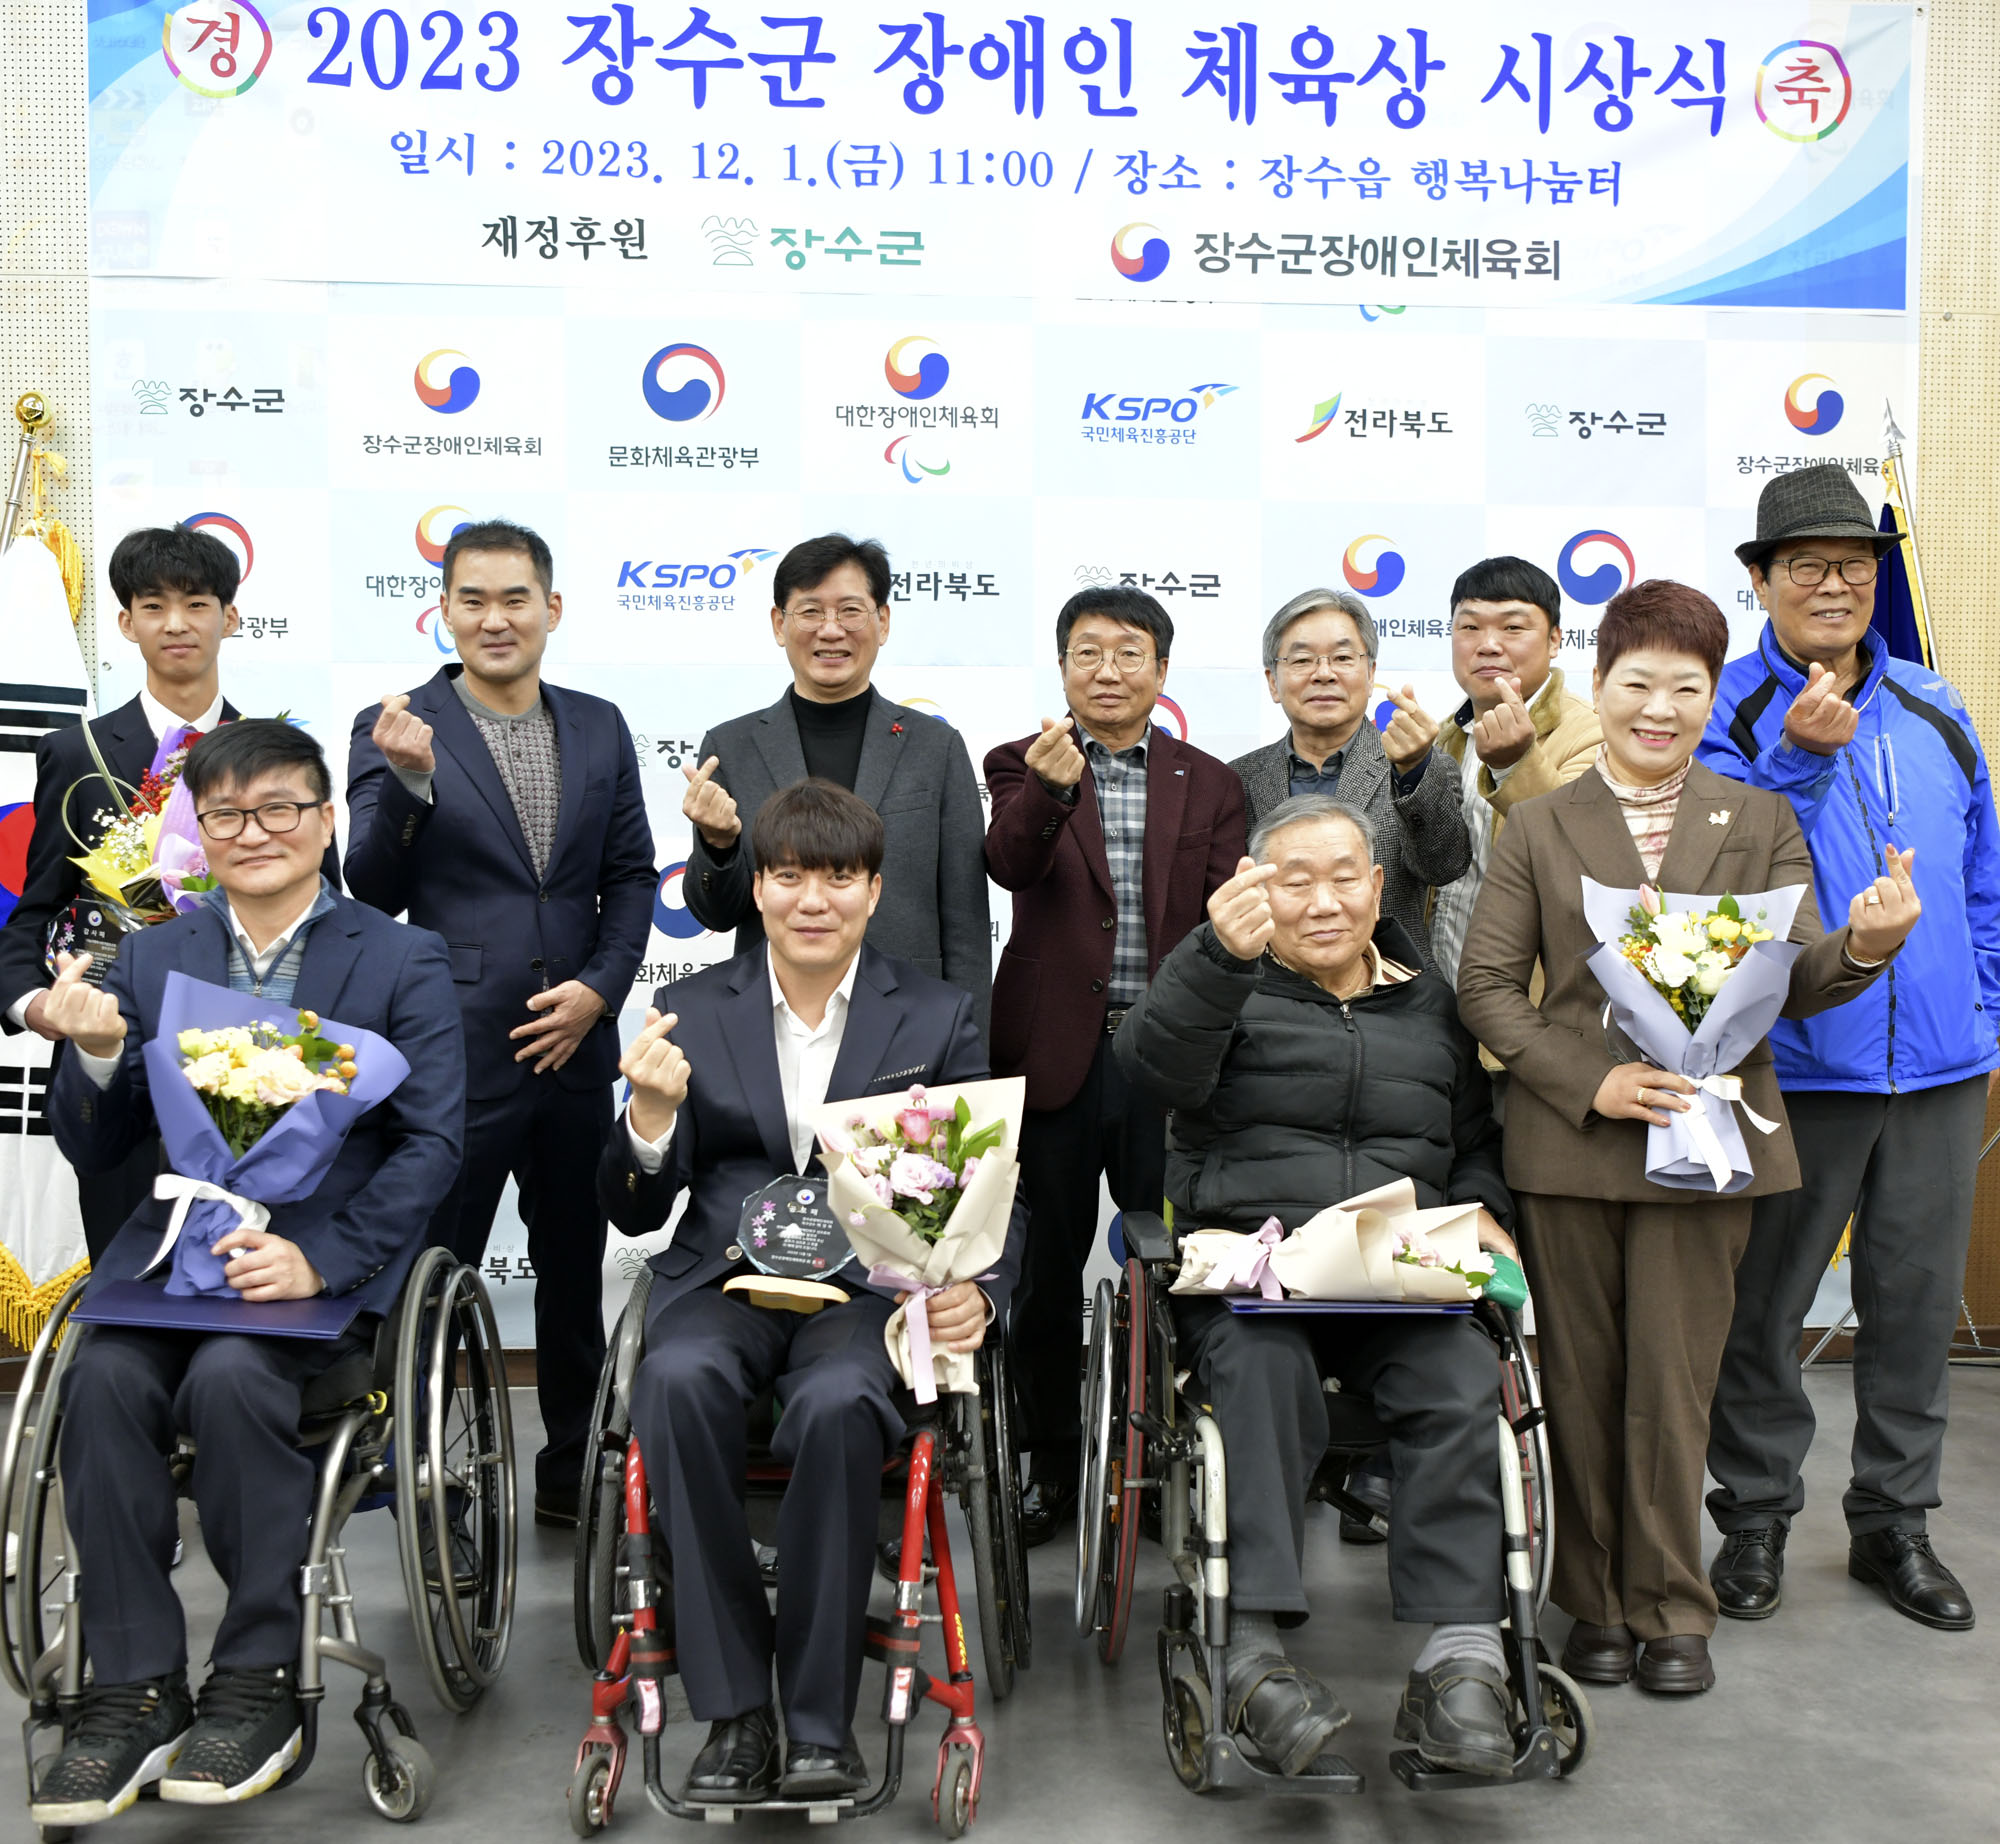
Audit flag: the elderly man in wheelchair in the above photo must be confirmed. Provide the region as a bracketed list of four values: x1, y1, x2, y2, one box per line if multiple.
[16, 721, 470, 1828]
[1113, 793, 1524, 1780]
[597, 780, 1027, 1810]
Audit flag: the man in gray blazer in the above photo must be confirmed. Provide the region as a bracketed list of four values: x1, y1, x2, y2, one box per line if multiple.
[1230, 588, 1470, 968]
[680, 533, 992, 1032]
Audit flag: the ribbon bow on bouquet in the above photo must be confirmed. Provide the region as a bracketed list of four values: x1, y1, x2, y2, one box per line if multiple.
[1168, 1217, 1289, 1299]
[864, 1263, 998, 1405]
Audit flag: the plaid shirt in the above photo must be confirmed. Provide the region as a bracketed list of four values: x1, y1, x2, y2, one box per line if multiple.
[1086, 735, 1150, 1005]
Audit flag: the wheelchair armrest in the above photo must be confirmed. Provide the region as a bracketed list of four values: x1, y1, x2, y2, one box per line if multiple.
[1122, 1211, 1177, 1265]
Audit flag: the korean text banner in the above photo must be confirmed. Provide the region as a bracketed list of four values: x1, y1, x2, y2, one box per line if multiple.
[89, 1, 1918, 308]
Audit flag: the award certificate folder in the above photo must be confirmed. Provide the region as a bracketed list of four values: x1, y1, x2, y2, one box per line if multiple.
[70, 1280, 364, 1341]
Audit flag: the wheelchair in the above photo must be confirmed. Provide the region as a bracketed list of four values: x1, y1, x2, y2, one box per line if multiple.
[1075, 1212, 1590, 1798]
[566, 1265, 1030, 1837]
[0, 1246, 517, 1836]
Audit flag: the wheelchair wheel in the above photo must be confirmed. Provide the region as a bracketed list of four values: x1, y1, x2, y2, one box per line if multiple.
[959, 1345, 1024, 1700]
[984, 1339, 1031, 1670]
[1074, 1267, 1145, 1663]
[394, 1251, 518, 1713]
[1162, 1670, 1212, 1793]
[575, 1270, 649, 1672]
[362, 1732, 437, 1822]
[1537, 1664, 1592, 1777]
[1493, 1307, 1555, 1612]
[0, 1277, 89, 1703]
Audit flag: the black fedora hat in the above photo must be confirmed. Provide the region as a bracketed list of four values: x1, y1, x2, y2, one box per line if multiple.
[1735, 463, 1896, 566]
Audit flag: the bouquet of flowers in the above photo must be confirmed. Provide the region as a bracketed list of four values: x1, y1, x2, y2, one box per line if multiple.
[141, 972, 411, 1298]
[1581, 877, 1806, 1193]
[809, 1077, 1024, 1401]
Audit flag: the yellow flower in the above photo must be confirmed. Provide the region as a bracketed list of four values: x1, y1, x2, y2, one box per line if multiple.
[1707, 917, 1742, 944]
[1743, 925, 1775, 943]
[219, 1066, 261, 1105]
[177, 1029, 208, 1056]
[182, 1051, 231, 1094]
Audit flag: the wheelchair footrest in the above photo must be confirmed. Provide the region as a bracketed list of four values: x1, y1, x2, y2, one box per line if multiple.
[1205, 1735, 1364, 1795]
[1389, 1726, 1561, 1791]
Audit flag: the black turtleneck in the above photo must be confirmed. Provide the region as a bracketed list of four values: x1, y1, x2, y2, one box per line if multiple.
[788, 685, 873, 789]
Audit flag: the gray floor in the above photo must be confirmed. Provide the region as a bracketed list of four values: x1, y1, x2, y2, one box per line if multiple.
[6, 1364, 1999, 1843]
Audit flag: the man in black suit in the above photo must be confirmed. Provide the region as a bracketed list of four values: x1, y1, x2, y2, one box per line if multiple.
[0, 525, 338, 1260]
[344, 518, 655, 1526]
[601, 780, 1025, 1806]
[678, 533, 991, 1034]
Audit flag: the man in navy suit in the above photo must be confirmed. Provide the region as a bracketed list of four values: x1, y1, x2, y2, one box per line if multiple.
[599, 780, 1025, 1806]
[344, 519, 656, 1526]
[31, 721, 463, 1825]
[0, 525, 341, 1258]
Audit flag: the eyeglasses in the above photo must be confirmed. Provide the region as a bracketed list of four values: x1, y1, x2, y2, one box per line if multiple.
[196, 800, 318, 840]
[1276, 650, 1366, 676]
[1781, 555, 1879, 588]
[1064, 644, 1155, 674]
[784, 604, 878, 631]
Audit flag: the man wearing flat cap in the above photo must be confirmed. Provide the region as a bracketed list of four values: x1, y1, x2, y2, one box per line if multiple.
[1698, 463, 2000, 1633]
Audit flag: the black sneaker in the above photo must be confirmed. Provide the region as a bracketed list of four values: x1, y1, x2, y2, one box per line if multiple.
[30, 1674, 194, 1824]
[159, 1665, 303, 1805]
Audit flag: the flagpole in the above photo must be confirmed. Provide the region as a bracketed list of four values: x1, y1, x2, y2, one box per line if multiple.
[0, 392, 50, 559]
[1881, 398, 1935, 667]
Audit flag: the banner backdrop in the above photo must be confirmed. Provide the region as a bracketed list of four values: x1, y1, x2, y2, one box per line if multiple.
[74, 0, 1923, 1339]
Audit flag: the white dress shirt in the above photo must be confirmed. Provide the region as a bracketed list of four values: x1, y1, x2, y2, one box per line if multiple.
[626, 946, 861, 1183]
[8, 687, 228, 1029]
[74, 885, 328, 1091]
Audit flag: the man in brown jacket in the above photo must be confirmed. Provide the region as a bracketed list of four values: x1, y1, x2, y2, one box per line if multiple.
[1431, 556, 1601, 988]
[984, 585, 1246, 1543]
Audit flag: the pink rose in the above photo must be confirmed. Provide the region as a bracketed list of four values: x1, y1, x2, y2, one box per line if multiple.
[896, 1108, 937, 1146]
[957, 1155, 981, 1189]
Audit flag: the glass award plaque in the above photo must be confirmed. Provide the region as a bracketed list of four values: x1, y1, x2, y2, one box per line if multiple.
[45, 899, 145, 989]
[722, 1175, 857, 1314]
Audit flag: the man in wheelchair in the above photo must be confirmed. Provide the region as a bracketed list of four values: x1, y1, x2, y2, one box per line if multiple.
[599, 780, 1027, 1807]
[1115, 793, 1521, 1778]
[28, 721, 466, 1825]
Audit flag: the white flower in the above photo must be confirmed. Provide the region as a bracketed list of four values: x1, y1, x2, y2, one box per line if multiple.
[847, 1141, 891, 1176]
[1691, 950, 1733, 997]
[1649, 946, 1696, 988]
[1650, 911, 1704, 957]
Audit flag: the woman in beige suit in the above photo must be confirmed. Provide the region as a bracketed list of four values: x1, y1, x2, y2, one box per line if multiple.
[1457, 580, 1921, 1695]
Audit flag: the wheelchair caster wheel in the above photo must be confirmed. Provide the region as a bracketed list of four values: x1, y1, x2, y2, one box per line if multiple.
[1537, 1665, 1593, 1778]
[569, 1752, 616, 1836]
[364, 1734, 437, 1823]
[39, 1827, 78, 1844]
[1163, 1673, 1213, 1793]
[936, 1753, 974, 1838]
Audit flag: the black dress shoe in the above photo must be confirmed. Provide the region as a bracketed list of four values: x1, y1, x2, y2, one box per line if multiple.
[1636, 1634, 1715, 1695]
[1849, 1530, 1975, 1631]
[779, 1734, 869, 1800]
[1394, 1658, 1515, 1777]
[1559, 1621, 1637, 1685]
[684, 1707, 779, 1805]
[533, 1490, 579, 1530]
[1711, 1524, 1786, 1620]
[1020, 1472, 1078, 1550]
[1225, 1652, 1352, 1777]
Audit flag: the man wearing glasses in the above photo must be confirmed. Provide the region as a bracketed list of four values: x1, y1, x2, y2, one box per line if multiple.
[1701, 464, 2000, 1634]
[984, 585, 1246, 1542]
[1230, 588, 1471, 968]
[680, 533, 991, 1034]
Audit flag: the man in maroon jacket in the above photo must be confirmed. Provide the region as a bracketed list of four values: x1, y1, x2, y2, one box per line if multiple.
[985, 585, 1247, 1543]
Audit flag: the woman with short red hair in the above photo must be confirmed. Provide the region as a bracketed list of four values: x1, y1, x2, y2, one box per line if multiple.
[1457, 580, 1920, 1694]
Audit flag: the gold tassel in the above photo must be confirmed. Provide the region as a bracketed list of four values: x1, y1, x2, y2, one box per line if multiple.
[0, 1244, 90, 1351]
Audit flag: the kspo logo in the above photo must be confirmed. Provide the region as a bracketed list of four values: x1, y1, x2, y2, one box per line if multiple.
[616, 546, 775, 591]
[1081, 383, 1237, 424]
[653, 862, 708, 939]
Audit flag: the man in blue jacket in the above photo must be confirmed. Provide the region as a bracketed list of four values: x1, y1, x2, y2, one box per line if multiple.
[1699, 465, 2000, 1632]
[345, 519, 656, 1526]
[31, 720, 464, 1823]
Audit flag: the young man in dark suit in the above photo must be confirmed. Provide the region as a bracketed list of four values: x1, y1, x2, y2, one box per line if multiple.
[678, 533, 991, 1034]
[344, 519, 655, 1526]
[983, 585, 1246, 1542]
[0, 526, 338, 1259]
[601, 780, 1026, 1804]
[31, 721, 464, 1823]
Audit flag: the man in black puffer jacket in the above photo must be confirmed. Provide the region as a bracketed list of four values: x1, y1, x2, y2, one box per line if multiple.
[1116, 793, 1518, 1780]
